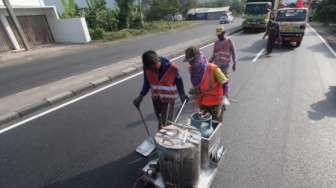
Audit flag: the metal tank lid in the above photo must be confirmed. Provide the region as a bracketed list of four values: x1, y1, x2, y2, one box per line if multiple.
[155, 124, 201, 150]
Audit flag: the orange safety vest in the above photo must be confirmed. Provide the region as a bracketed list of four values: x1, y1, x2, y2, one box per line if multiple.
[146, 63, 178, 103]
[196, 63, 223, 106]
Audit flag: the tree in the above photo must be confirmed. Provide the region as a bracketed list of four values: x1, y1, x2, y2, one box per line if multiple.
[180, 0, 197, 15]
[230, 0, 243, 14]
[60, 0, 80, 18]
[115, 0, 135, 29]
[146, 0, 181, 20]
[315, 0, 336, 24]
[85, 0, 108, 29]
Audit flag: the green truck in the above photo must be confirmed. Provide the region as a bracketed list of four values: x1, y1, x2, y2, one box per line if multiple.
[242, 0, 278, 32]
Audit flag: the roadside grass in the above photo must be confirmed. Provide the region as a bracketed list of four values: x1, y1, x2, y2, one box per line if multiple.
[100, 21, 193, 41]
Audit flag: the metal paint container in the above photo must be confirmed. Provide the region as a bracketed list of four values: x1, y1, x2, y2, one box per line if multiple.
[155, 125, 202, 188]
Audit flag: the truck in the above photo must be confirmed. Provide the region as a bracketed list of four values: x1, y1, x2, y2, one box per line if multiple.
[276, 8, 308, 47]
[242, 0, 278, 32]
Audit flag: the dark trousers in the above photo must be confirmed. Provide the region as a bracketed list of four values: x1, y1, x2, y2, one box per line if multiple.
[152, 98, 175, 130]
[267, 37, 276, 54]
[200, 105, 221, 121]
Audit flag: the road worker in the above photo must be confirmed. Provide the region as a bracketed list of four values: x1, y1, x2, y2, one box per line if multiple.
[263, 13, 280, 55]
[210, 25, 237, 110]
[185, 46, 228, 121]
[133, 50, 189, 129]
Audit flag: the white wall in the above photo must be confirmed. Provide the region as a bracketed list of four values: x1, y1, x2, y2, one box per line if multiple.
[0, 0, 44, 7]
[48, 17, 91, 43]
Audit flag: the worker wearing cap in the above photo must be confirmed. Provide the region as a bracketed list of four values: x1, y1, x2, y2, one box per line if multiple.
[185, 46, 228, 121]
[210, 25, 237, 110]
[133, 50, 189, 129]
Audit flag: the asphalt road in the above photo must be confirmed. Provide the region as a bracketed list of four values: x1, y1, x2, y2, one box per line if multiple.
[0, 27, 335, 188]
[0, 20, 241, 98]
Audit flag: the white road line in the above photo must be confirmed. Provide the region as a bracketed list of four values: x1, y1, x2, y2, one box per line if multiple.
[252, 48, 265, 62]
[0, 31, 243, 135]
[309, 24, 336, 57]
[0, 72, 144, 135]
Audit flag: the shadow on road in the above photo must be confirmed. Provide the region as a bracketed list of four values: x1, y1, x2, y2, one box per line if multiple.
[45, 152, 149, 188]
[127, 112, 158, 128]
[241, 39, 266, 54]
[307, 42, 335, 59]
[308, 86, 336, 121]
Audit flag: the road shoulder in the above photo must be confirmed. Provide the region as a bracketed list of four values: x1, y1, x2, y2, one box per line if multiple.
[310, 22, 336, 52]
[0, 27, 242, 125]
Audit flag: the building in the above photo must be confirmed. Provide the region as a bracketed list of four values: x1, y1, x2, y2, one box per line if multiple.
[187, 7, 230, 20]
[0, 0, 91, 53]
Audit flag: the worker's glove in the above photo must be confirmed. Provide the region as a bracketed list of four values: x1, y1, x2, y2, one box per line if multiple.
[180, 95, 190, 103]
[133, 95, 143, 108]
[189, 88, 200, 96]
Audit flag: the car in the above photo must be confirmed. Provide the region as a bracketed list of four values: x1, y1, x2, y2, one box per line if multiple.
[174, 14, 183, 21]
[219, 12, 234, 24]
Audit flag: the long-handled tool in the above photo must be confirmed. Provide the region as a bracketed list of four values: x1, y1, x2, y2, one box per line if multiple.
[135, 107, 156, 157]
[174, 99, 188, 123]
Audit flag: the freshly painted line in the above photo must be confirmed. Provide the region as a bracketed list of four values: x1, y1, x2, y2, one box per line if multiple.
[252, 48, 265, 62]
[309, 25, 336, 57]
[0, 30, 243, 135]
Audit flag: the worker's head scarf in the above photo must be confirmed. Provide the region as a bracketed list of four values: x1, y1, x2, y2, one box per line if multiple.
[190, 53, 207, 87]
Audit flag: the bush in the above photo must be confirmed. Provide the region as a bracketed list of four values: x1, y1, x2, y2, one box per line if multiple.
[103, 29, 147, 41]
[89, 28, 104, 40]
[315, 0, 336, 24]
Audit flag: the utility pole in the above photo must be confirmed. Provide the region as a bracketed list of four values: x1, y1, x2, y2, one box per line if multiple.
[2, 0, 29, 50]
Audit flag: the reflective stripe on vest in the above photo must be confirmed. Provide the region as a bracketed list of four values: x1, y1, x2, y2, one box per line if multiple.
[196, 63, 223, 106]
[146, 63, 178, 103]
[214, 39, 232, 66]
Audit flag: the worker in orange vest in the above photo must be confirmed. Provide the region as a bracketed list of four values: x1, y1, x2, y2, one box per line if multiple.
[133, 50, 189, 129]
[185, 46, 228, 121]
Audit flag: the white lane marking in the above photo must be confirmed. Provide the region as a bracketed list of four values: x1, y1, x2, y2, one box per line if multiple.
[0, 72, 143, 135]
[252, 48, 265, 62]
[0, 31, 243, 135]
[309, 24, 336, 57]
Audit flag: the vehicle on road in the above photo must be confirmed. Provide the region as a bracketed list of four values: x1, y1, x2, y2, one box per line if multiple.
[276, 8, 308, 47]
[219, 12, 234, 24]
[242, 1, 273, 32]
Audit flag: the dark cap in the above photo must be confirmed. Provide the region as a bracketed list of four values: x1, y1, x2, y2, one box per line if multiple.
[184, 46, 200, 62]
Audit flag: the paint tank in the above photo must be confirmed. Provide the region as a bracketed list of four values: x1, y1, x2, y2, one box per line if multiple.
[155, 125, 202, 188]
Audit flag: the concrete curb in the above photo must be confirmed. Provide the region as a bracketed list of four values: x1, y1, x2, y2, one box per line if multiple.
[0, 112, 20, 125]
[45, 91, 74, 104]
[0, 26, 242, 126]
[16, 100, 50, 117]
[90, 77, 111, 87]
[71, 83, 95, 95]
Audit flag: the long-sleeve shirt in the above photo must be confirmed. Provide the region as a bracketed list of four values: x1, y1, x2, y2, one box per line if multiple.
[214, 67, 228, 85]
[210, 38, 237, 66]
[140, 57, 186, 97]
[190, 54, 228, 87]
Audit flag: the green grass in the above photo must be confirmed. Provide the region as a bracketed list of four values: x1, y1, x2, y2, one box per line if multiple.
[101, 21, 193, 41]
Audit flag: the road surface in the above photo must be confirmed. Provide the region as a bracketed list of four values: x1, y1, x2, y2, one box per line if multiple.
[0, 27, 335, 188]
[0, 20, 241, 98]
